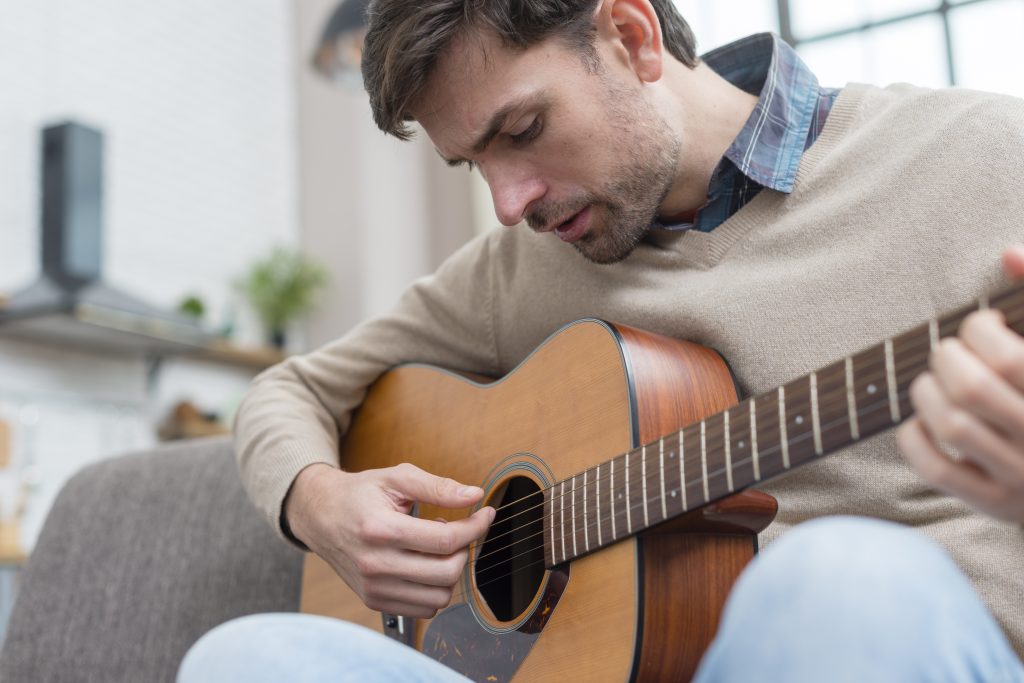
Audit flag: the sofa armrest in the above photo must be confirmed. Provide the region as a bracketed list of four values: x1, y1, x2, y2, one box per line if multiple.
[0, 436, 304, 683]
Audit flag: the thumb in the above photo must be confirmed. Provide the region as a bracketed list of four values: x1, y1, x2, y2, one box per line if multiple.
[387, 463, 484, 509]
[1001, 245, 1024, 281]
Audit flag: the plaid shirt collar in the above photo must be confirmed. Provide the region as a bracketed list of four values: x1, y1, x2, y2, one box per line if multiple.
[710, 32, 823, 193]
[656, 33, 834, 231]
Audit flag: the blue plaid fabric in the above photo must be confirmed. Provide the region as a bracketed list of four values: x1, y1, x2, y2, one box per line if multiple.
[659, 33, 840, 232]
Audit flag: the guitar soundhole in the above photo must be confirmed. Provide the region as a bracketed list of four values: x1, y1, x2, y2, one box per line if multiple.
[474, 476, 545, 622]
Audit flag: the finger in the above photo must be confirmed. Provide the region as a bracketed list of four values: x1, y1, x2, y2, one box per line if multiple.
[361, 577, 454, 616]
[390, 505, 495, 555]
[931, 333, 1024, 441]
[1002, 245, 1024, 281]
[909, 375, 1024, 487]
[897, 417, 1006, 510]
[385, 463, 485, 509]
[362, 546, 469, 588]
[958, 310, 1024, 395]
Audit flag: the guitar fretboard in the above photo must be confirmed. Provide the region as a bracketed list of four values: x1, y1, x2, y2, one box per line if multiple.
[542, 282, 1024, 568]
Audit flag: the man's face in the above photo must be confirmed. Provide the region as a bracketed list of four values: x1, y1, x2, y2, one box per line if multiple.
[412, 29, 680, 264]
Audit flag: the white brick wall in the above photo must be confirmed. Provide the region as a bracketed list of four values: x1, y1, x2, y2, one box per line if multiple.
[0, 0, 300, 553]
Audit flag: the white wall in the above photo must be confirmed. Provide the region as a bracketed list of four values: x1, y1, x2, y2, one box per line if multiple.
[293, 0, 477, 348]
[0, 0, 301, 552]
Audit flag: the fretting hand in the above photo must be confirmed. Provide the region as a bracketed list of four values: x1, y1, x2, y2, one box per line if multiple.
[898, 245, 1024, 523]
[285, 462, 494, 618]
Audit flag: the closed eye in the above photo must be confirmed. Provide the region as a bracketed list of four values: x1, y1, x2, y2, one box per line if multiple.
[446, 159, 477, 172]
[510, 117, 542, 146]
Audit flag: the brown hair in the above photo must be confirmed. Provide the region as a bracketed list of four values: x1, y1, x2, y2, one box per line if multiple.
[361, 0, 698, 140]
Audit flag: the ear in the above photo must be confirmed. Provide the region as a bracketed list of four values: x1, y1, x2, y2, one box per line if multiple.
[594, 0, 664, 83]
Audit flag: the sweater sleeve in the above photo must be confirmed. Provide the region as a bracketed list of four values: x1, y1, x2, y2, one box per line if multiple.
[233, 232, 500, 544]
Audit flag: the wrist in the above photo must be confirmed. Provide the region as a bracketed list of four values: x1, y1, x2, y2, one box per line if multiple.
[283, 463, 338, 547]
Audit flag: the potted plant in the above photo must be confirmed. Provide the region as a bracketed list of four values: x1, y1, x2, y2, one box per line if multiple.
[239, 247, 328, 348]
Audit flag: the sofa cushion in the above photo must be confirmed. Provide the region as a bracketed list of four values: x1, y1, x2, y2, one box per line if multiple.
[0, 436, 304, 682]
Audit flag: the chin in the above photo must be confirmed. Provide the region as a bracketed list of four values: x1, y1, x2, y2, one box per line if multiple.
[573, 232, 644, 265]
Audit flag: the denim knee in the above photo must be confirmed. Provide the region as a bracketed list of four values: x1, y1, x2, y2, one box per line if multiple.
[694, 516, 1024, 683]
[177, 613, 375, 683]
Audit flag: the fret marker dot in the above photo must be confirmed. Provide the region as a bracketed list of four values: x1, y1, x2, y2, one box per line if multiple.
[867, 384, 878, 395]
[795, 415, 804, 425]
[671, 490, 677, 498]
[738, 440, 745, 449]
[618, 493, 623, 499]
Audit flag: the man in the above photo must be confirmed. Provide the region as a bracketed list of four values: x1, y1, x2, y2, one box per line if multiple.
[180, 0, 1024, 680]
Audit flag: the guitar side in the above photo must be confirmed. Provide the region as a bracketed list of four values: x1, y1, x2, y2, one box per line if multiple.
[300, 319, 775, 681]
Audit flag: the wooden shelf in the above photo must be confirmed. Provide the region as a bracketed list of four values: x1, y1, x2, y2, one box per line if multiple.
[0, 299, 286, 371]
[193, 339, 286, 369]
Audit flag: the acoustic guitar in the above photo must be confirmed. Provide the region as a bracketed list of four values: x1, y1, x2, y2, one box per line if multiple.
[300, 282, 1024, 681]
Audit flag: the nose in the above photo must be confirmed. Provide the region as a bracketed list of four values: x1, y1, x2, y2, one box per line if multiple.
[483, 163, 546, 227]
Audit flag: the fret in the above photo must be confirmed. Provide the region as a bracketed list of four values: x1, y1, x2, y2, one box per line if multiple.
[778, 386, 790, 469]
[815, 360, 851, 453]
[606, 458, 614, 544]
[614, 454, 629, 541]
[583, 469, 590, 553]
[559, 480, 567, 565]
[545, 487, 555, 567]
[810, 372, 823, 455]
[662, 437, 684, 517]
[851, 344, 892, 438]
[845, 357, 859, 440]
[700, 420, 710, 503]
[571, 476, 578, 559]
[753, 389, 784, 480]
[595, 464, 603, 547]
[641, 445, 650, 528]
[892, 323, 928, 422]
[723, 409, 733, 492]
[703, 413, 731, 502]
[625, 450, 632, 535]
[884, 339, 900, 424]
[939, 308, 970, 340]
[750, 398, 760, 481]
[727, 403, 756, 489]
[781, 376, 817, 467]
[682, 424, 704, 509]
[659, 440, 668, 521]
[678, 430, 689, 511]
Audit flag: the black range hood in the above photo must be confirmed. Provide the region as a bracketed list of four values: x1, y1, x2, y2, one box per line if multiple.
[0, 122, 212, 355]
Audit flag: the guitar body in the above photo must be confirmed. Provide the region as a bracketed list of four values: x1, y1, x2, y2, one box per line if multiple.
[301, 320, 777, 681]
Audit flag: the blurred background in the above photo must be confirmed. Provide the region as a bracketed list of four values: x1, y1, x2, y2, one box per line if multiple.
[0, 0, 1021, 642]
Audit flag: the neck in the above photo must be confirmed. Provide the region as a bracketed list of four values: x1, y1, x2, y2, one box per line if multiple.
[657, 62, 758, 219]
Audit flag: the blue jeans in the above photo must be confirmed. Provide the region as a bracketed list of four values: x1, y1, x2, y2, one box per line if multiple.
[178, 517, 1024, 682]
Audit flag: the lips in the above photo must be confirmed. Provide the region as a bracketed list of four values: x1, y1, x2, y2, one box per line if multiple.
[553, 206, 591, 243]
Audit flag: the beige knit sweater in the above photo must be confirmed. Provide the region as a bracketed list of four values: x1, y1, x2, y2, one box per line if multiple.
[235, 82, 1024, 654]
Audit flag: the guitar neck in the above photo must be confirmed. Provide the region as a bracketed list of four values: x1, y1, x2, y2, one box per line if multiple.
[543, 281, 1024, 568]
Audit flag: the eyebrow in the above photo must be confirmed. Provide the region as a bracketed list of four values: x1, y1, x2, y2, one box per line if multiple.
[440, 93, 547, 167]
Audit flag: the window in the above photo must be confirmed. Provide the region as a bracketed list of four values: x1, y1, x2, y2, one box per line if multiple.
[676, 0, 1024, 97]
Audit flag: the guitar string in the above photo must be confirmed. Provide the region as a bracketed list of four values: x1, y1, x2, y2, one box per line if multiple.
[454, 369, 998, 604]
[451, 295, 1024, 588]
[498, 285, 1024, 526]
[462, 296, 1024, 569]
[460, 293, 1024, 563]
[451, 357, 1003, 604]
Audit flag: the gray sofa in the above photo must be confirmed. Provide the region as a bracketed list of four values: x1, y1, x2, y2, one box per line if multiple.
[0, 437, 304, 682]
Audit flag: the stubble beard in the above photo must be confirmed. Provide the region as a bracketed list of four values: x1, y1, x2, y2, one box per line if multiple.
[527, 79, 681, 265]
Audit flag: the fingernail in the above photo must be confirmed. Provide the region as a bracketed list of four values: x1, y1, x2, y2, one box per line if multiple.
[459, 485, 482, 497]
